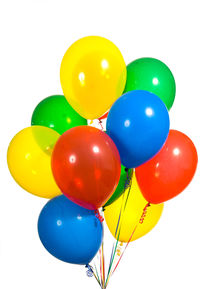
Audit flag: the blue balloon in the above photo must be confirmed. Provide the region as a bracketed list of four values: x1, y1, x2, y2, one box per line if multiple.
[106, 90, 170, 168]
[38, 195, 103, 265]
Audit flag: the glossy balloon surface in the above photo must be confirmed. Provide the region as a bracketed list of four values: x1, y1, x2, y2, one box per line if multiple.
[60, 36, 127, 119]
[31, 95, 87, 134]
[52, 126, 121, 209]
[107, 90, 170, 168]
[38, 195, 103, 265]
[104, 173, 164, 242]
[136, 130, 198, 203]
[124, 57, 176, 110]
[7, 126, 61, 198]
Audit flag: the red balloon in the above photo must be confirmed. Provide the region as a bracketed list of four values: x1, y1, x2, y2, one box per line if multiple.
[51, 126, 121, 209]
[135, 130, 198, 204]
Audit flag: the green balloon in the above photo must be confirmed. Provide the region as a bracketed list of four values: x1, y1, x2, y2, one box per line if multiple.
[31, 95, 87, 134]
[104, 165, 133, 207]
[124, 57, 176, 110]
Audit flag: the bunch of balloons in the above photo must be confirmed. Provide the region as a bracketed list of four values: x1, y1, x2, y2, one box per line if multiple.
[7, 36, 198, 288]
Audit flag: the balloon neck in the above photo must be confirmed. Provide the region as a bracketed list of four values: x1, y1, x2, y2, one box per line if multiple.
[139, 202, 151, 224]
[124, 168, 133, 191]
[94, 209, 104, 223]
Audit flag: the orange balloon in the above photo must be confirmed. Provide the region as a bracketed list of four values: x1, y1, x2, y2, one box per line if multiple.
[136, 129, 198, 204]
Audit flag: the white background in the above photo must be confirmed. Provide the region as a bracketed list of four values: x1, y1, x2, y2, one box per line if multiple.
[0, 0, 199, 288]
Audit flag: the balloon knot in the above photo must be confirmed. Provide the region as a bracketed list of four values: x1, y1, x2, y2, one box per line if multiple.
[85, 264, 93, 277]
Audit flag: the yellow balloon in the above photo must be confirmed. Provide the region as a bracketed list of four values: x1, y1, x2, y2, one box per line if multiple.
[60, 36, 127, 120]
[7, 126, 61, 198]
[104, 173, 164, 242]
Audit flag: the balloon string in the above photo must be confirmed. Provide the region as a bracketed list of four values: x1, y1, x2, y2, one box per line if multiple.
[93, 263, 101, 286]
[110, 202, 151, 277]
[98, 119, 104, 131]
[113, 169, 133, 238]
[100, 211, 105, 288]
[99, 247, 103, 287]
[88, 209, 105, 288]
[98, 209, 105, 288]
[105, 207, 126, 287]
[101, 238, 105, 288]
[104, 179, 129, 286]
[86, 264, 101, 287]
[104, 234, 119, 287]
[104, 191, 130, 288]
[104, 170, 133, 288]
[114, 169, 133, 237]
